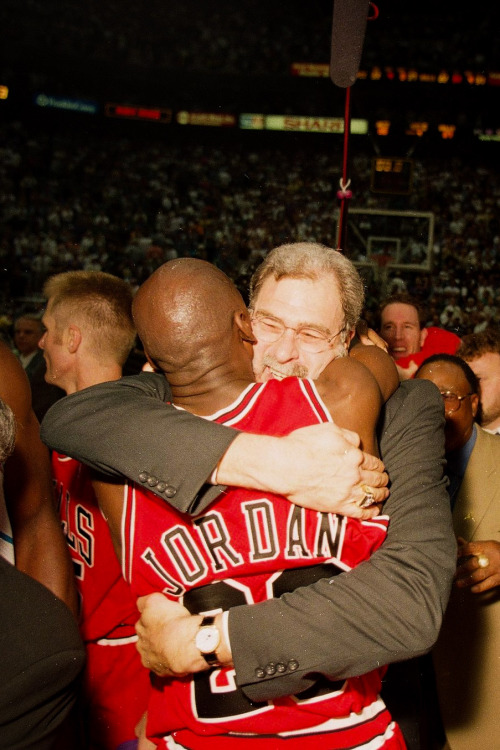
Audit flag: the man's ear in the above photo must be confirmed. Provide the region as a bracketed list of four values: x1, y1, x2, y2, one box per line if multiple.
[235, 311, 257, 345]
[471, 393, 480, 419]
[67, 325, 82, 354]
[343, 328, 355, 352]
[419, 327, 428, 350]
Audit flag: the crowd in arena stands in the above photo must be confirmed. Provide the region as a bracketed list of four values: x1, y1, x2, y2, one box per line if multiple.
[3, 0, 499, 80]
[2, 117, 500, 341]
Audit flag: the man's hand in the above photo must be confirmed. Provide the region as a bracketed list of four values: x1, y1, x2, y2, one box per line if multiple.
[273, 423, 388, 518]
[218, 424, 388, 519]
[135, 595, 205, 676]
[355, 320, 388, 352]
[455, 537, 500, 593]
[136, 595, 232, 677]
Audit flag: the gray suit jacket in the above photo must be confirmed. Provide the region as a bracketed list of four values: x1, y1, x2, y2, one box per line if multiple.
[41, 374, 455, 700]
[0, 556, 85, 749]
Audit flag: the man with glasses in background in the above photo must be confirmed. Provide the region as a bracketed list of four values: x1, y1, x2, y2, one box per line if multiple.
[415, 353, 500, 750]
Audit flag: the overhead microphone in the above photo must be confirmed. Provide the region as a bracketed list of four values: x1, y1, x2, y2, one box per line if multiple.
[330, 0, 370, 88]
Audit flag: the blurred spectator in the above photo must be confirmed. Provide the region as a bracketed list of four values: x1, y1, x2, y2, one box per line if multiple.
[2, 0, 500, 77]
[13, 315, 45, 371]
[13, 314, 65, 422]
[2, 119, 500, 336]
[378, 293, 461, 380]
[458, 328, 500, 434]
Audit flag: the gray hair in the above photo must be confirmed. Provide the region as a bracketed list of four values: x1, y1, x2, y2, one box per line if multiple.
[248, 242, 364, 336]
[0, 399, 16, 464]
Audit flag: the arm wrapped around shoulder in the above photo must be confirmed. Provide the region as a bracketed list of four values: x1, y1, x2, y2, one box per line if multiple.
[41, 372, 238, 513]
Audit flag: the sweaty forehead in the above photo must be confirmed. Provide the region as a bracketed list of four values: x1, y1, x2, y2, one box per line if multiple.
[418, 361, 468, 392]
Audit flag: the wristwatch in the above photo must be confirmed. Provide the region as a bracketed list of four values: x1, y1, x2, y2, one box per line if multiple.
[195, 615, 221, 667]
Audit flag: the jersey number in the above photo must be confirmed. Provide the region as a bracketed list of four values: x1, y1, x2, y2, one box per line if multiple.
[183, 562, 343, 721]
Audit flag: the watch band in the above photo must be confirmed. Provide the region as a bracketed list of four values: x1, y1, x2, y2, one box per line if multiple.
[198, 615, 221, 667]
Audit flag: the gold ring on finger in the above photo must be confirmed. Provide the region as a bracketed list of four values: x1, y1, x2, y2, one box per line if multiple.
[476, 554, 489, 569]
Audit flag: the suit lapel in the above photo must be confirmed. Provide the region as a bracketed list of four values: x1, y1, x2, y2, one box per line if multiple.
[453, 426, 500, 540]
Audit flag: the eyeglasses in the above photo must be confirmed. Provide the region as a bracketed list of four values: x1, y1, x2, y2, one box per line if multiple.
[440, 391, 473, 413]
[251, 314, 345, 354]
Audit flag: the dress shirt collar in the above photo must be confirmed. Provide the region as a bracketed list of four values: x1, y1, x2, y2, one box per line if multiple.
[18, 350, 38, 369]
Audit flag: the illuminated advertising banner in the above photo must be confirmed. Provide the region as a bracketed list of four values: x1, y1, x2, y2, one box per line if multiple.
[105, 103, 172, 123]
[291, 63, 329, 77]
[176, 111, 236, 127]
[291, 62, 497, 87]
[239, 113, 265, 130]
[474, 128, 500, 141]
[34, 93, 98, 114]
[265, 115, 368, 134]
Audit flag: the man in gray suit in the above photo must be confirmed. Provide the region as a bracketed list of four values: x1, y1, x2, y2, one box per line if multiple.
[41, 244, 455, 744]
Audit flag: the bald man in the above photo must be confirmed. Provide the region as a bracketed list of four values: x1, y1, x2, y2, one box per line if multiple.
[93, 258, 405, 748]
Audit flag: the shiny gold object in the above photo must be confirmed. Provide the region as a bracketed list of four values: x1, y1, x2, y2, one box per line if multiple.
[476, 554, 490, 569]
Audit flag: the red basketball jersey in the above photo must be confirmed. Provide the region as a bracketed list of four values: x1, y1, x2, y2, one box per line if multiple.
[122, 378, 400, 749]
[52, 453, 139, 643]
[52, 454, 151, 749]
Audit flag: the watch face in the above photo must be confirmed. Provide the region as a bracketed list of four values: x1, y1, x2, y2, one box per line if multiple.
[196, 626, 220, 654]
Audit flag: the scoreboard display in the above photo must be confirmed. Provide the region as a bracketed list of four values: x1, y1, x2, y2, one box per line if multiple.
[370, 157, 414, 195]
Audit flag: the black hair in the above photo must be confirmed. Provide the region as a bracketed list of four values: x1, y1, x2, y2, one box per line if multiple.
[415, 353, 479, 394]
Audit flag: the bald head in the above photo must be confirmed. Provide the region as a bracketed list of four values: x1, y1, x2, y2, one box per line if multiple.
[133, 259, 251, 377]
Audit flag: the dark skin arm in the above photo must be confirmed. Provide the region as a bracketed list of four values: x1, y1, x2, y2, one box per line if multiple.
[349, 342, 399, 405]
[316, 354, 385, 456]
[0, 341, 78, 615]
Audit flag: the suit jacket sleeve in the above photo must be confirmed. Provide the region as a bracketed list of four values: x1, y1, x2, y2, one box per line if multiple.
[229, 379, 457, 701]
[40, 372, 239, 514]
[0, 556, 85, 749]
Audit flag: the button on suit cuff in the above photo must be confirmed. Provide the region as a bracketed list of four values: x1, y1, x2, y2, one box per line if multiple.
[254, 659, 299, 679]
[138, 470, 177, 497]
